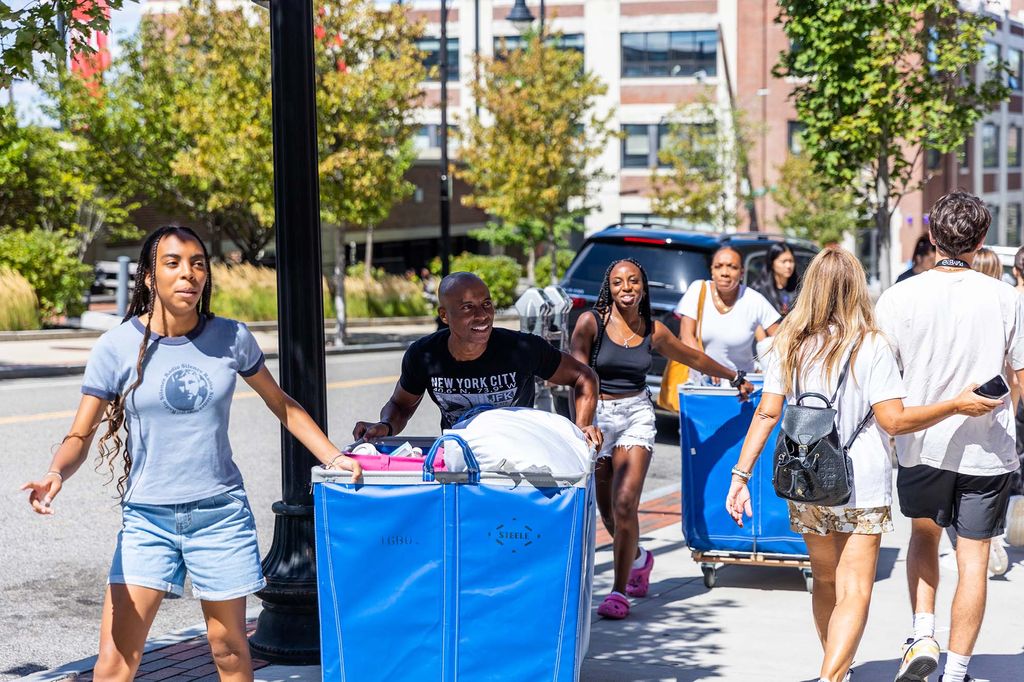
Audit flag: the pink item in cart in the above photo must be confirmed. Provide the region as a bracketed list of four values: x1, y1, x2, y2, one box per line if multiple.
[346, 445, 445, 472]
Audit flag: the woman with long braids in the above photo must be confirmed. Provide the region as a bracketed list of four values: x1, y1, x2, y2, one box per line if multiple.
[570, 258, 753, 620]
[20, 226, 361, 681]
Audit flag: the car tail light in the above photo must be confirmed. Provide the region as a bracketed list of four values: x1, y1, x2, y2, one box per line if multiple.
[570, 296, 587, 309]
[623, 236, 668, 245]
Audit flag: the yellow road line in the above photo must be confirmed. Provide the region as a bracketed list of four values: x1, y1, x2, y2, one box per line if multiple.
[0, 374, 400, 425]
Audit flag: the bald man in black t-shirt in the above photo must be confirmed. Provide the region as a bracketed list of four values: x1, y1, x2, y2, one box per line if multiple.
[354, 272, 602, 448]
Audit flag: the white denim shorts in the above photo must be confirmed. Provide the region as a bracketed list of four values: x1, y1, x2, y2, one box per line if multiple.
[595, 391, 657, 459]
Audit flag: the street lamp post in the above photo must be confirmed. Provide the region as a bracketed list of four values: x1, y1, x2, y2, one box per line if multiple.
[247, 0, 328, 665]
[439, 0, 451, 278]
[507, 0, 544, 36]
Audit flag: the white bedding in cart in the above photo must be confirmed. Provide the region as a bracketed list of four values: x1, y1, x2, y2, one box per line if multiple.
[443, 407, 594, 477]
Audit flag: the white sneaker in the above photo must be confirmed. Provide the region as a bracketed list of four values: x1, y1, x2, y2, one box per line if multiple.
[894, 636, 940, 682]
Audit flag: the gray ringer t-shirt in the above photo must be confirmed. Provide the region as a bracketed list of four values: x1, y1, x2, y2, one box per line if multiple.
[81, 315, 264, 504]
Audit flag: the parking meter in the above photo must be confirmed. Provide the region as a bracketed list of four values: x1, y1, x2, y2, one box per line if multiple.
[515, 287, 558, 412]
[542, 285, 572, 352]
[514, 287, 553, 337]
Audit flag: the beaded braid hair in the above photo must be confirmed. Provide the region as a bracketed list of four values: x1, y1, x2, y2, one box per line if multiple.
[93, 226, 214, 499]
[588, 258, 653, 367]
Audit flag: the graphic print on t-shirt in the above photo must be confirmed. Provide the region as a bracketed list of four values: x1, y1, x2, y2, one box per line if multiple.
[430, 372, 519, 426]
[160, 364, 214, 414]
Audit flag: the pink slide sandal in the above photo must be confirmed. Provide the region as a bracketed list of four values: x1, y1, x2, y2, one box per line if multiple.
[626, 549, 654, 597]
[596, 592, 630, 620]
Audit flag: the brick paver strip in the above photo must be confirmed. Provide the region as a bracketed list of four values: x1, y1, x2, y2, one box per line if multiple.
[595, 491, 680, 548]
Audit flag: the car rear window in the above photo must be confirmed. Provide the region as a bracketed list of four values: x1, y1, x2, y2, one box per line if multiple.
[564, 241, 710, 294]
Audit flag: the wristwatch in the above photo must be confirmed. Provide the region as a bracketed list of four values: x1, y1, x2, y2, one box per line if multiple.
[729, 370, 747, 389]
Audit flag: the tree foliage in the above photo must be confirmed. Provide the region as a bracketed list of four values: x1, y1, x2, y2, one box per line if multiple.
[0, 0, 126, 87]
[773, 155, 860, 246]
[458, 32, 613, 284]
[651, 96, 752, 232]
[776, 1, 1009, 281]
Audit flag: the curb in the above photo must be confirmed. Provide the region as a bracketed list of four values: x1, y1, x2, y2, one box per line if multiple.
[0, 341, 410, 382]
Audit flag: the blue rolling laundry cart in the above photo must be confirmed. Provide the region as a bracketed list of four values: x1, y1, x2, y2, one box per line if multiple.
[679, 384, 813, 592]
[312, 435, 596, 681]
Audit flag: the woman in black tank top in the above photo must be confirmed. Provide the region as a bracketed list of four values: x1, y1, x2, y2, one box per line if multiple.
[570, 259, 753, 620]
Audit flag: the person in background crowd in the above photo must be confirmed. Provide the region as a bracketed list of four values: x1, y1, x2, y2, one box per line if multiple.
[354, 272, 603, 450]
[1013, 246, 1024, 296]
[754, 242, 801, 316]
[20, 226, 362, 682]
[726, 247, 998, 682]
[877, 191, 1024, 682]
[896, 235, 937, 283]
[677, 246, 781, 381]
[571, 259, 753, 621]
[972, 248, 1002, 280]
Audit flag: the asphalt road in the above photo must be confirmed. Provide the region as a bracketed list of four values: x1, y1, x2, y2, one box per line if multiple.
[0, 350, 682, 679]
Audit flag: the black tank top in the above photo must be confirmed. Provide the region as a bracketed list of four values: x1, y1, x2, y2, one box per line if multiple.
[592, 313, 653, 395]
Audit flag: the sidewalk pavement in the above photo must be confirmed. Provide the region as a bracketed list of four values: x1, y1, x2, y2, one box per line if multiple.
[19, 487, 1024, 681]
[0, 318, 519, 380]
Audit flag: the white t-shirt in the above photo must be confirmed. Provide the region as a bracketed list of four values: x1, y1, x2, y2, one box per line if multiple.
[675, 281, 780, 372]
[763, 333, 906, 509]
[876, 269, 1024, 476]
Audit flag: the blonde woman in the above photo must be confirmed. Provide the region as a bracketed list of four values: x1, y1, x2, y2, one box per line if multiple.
[724, 247, 999, 682]
[973, 247, 1002, 280]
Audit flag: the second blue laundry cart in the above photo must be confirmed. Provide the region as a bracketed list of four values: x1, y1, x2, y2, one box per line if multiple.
[679, 384, 813, 591]
[312, 434, 596, 681]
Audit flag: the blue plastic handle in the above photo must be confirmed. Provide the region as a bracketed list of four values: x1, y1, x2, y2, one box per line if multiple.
[423, 434, 479, 483]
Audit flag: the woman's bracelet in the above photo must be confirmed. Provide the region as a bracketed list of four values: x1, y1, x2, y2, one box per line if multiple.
[326, 453, 347, 470]
[44, 470, 63, 481]
[730, 466, 752, 483]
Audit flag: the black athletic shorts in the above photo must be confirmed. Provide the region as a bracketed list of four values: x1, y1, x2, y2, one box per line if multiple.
[896, 464, 1014, 540]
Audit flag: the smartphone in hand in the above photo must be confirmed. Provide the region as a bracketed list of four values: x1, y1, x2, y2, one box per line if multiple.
[973, 375, 1010, 400]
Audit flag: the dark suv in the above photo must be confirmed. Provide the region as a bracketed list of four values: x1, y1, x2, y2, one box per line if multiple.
[556, 222, 818, 410]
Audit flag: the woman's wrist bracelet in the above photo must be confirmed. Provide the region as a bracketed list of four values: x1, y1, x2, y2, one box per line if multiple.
[730, 466, 752, 483]
[327, 453, 346, 469]
[44, 470, 63, 481]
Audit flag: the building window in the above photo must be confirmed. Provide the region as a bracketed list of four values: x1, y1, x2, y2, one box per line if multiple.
[982, 123, 999, 168]
[493, 33, 584, 57]
[1009, 48, 1023, 91]
[1008, 203, 1022, 248]
[621, 30, 717, 78]
[986, 204, 1001, 245]
[984, 43, 1002, 84]
[787, 121, 806, 155]
[416, 38, 459, 81]
[1009, 125, 1022, 167]
[622, 124, 653, 168]
[926, 148, 942, 171]
[413, 124, 459, 152]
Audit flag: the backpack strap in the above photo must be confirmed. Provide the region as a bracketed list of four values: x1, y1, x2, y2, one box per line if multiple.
[794, 345, 854, 406]
[844, 409, 875, 451]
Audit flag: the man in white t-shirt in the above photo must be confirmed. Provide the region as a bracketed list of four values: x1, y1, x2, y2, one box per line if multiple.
[876, 191, 1024, 682]
[675, 246, 781, 378]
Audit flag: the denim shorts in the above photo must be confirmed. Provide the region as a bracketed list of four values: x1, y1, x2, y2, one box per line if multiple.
[595, 391, 657, 459]
[110, 487, 266, 601]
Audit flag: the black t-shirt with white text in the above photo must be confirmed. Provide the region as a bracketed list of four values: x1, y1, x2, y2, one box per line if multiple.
[400, 328, 563, 429]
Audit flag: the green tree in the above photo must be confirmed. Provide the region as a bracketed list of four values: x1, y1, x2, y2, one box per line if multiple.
[776, 1, 1009, 284]
[313, 0, 425, 342]
[651, 97, 752, 232]
[459, 32, 614, 285]
[773, 155, 860, 246]
[0, 0, 127, 86]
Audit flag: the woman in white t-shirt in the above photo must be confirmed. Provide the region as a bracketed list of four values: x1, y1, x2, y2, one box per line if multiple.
[724, 247, 999, 682]
[676, 246, 780, 379]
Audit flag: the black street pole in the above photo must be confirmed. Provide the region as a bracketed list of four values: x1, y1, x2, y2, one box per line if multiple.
[248, 0, 327, 665]
[439, 0, 452, 278]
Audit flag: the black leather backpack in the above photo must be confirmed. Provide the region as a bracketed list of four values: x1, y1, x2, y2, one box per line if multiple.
[772, 351, 874, 507]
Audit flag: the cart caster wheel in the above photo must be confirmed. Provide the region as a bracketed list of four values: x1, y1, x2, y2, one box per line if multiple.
[801, 568, 813, 593]
[702, 565, 717, 589]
